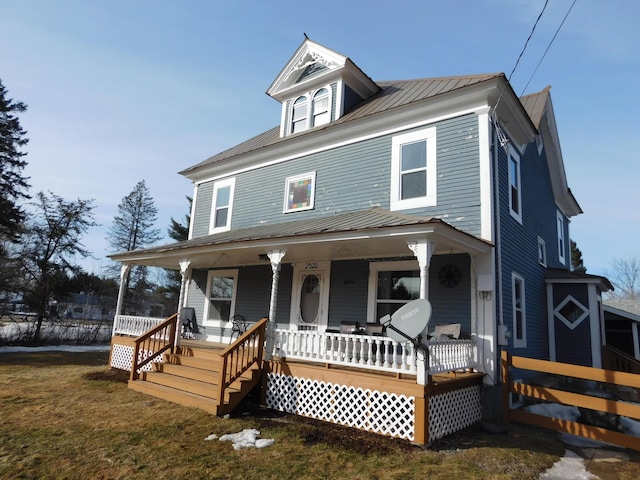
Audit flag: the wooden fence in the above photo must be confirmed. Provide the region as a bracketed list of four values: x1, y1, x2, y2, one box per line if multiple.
[501, 351, 640, 451]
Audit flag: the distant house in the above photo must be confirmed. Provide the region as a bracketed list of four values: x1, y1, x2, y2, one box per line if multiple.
[55, 293, 115, 321]
[107, 39, 613, 444]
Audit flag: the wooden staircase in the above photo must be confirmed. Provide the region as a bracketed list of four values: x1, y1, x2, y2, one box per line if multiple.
[127, 316, 268, 416]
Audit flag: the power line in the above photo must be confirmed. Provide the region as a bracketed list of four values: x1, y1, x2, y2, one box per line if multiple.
[507, 0, 550, 81]
[520, 0, 578, 96]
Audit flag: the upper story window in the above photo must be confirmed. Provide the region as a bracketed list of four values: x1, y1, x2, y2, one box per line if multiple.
[390, 127, 437, 211]
[557, 210, 566, 265]
[209, 177, 235, 234]
[312, 88, 330, 127]
[284, 171, 316, 213]
[289, 86, 332, 135]
[508, 145, 522, 224]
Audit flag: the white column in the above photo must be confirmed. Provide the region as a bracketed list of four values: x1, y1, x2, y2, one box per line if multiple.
[265, 249, 286, 360]
[407, 240, 434, 385]
[175, 259, 192, 346]
[112, 264, 132, 336]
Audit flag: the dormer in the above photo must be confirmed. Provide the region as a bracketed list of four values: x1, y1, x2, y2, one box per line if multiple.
[267, 38, 381, 138]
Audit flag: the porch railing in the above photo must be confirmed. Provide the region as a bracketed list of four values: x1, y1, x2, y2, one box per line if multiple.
[113, 314, 165, 337]
[129, 313, 178, 381]
[273, 328, 476, 376]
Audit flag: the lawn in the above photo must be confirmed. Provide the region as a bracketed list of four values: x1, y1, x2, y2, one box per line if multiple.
[0, 350, 637, 479]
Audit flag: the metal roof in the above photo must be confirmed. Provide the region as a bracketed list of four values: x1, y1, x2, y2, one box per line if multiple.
[520, 86, 551, 129]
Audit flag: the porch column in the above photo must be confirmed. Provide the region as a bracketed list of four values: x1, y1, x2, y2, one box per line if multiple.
[407, 240, 434, 386]
[265, 249, 287, 361]
[112, 264, 132, 336]
[175, 259, 192, 346]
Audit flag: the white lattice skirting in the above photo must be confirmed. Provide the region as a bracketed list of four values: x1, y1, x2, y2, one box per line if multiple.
[109, 343, 159, 372]
[428, 385, 481, 442]
[266, 373, 415, 441]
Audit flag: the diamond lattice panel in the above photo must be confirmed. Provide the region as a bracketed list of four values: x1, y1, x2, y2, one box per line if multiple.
[266, 373, 415, 441]
[110, 344, 133, 371]
[428, 385, 481, 442]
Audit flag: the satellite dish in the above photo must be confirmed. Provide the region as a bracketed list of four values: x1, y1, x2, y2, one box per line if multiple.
[381, 299, 432, 344]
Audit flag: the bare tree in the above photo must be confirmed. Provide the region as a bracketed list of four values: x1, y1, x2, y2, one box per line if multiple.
[605, 256, 640, 300]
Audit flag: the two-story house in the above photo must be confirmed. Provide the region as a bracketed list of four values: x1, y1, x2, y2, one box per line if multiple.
[108, 39, 611, 445]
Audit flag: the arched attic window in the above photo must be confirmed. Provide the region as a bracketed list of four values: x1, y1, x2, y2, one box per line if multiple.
[312, 87, 330, 127]
[291, 95, 309, 134]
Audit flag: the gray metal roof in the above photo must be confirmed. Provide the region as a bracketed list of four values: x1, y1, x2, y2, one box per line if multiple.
[604, 299, 640, 318]
[520, 86, 551, 129]
[180, 73, 504, 175]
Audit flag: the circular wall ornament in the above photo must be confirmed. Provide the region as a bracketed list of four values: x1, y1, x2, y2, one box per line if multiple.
[439, 264, 461, 288]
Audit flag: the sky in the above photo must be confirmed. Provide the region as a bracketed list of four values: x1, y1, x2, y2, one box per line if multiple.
[1, 0, 639, 278]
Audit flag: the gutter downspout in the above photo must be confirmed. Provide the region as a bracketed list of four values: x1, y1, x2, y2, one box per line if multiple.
[492, 118, 505, 381]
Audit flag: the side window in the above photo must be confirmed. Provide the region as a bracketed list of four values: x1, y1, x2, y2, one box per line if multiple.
[512, 273, 526, 348]
[557, 210, 566, 265]
[209, 177, 235, 234]
[367, 260, 419, 323]
[203, 269, 238, 324]
[311, 88, 330, 127]
[508, 145, 522, 223]
[538, 237, 547, 267]
[283, 171, 316, 213]
[390, 127, 437, 211]
[291, 95, 309, 134]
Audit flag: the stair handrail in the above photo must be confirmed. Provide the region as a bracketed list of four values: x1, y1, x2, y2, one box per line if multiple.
[217, 317, 268, 406]
[130, 313, 179, 381]
[602, 344, 640, 374]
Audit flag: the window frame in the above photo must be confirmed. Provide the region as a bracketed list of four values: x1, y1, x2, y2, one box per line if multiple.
[366, 260, 420, 323]
[289, 85, 332, 135]
[283, 171, 316, 213]
[508, 144, 522, 224]
[557, 210, 566, 265]
[203, 269, 238, 327]
[538, 236, 547, 267]
[390, 127, 437, 211]
[311, 87, 330, 127]
[209, 177, 235, 234]
[291, 95, 309, 134]
[512, 272, 526, 348]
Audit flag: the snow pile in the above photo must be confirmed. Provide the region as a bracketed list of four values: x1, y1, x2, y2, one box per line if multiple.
[208, 429, 275, 450]
[539, 449, 598, 480]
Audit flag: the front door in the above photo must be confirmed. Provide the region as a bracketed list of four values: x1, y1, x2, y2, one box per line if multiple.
[290, 261, 330, 331]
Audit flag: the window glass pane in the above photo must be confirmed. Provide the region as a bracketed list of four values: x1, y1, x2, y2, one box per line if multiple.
[214, 207, 228, 228]
[401, 171, 426, 199]
[401, 141, 426, 171]
[515, 311, 523, 339]
[377, 271, 420, 300]
[216, 186, 230, 207]
[209, 300, 231, 321]
[211, 276, 234, 298]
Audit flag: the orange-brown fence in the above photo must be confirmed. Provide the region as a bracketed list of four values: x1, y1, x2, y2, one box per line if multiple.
[501, 351, 640, 451]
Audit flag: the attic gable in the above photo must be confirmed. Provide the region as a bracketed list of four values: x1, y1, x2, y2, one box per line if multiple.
[266, 38, 379, 103]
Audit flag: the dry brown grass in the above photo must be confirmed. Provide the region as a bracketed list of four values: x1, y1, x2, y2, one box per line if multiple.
[0, 350, 637, 479]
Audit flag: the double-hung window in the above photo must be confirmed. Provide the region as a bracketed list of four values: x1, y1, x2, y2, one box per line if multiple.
[290, 86, 332, 135]
[367, 260, 419, 323]
[390, 127, 437, 211]
[204, 269, 238, 324]
[312, 88, 330, 127]
[291, 96, 309, 134]
[508, 145, 522, 223]
[557, 210, 566, 265]
[210, 177, 235, 234]
[512, 273, 526, 348]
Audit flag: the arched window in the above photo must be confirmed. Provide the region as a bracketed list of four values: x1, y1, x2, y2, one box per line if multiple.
[291, 95, 308, 134]
[312, 88, 330, 127]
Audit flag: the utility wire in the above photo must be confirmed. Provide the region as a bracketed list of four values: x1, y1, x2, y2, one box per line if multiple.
[507, 0, 549, 82]
[520, 0, 578, 96]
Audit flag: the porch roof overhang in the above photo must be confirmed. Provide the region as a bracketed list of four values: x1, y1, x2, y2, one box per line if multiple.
[109, 208, 493, 270]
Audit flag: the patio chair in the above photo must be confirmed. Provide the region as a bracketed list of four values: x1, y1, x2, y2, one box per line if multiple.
[433, 323, 461, 339]
[230, 314, 248, 343]
[180, 307, 199, 338]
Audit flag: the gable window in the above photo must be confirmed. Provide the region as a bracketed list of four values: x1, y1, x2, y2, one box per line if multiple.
[512, 273, 526, 348]
[284, 171, 316, 213]
[291, 95, 309, 134]
[204, 269, 238, 324]
[557, 210, 566, 265]
[538, 237, 547, 267]
[312, 88, 330, 127]
[508, 145, 522, 223]
[209, 177, 235, 234]
[367, 260, 419, 323]
[390, 127, 437, 211]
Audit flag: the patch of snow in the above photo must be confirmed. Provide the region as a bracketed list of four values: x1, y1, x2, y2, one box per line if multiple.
[217, 429, 274, 450]
[204, 434, 218, 441]
[525, 403, 581, 422]
[620, 416, 640, 437]
[539, 449, 598, 480]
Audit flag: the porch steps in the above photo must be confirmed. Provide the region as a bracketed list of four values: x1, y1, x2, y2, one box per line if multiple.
[127, 344, 261, 416]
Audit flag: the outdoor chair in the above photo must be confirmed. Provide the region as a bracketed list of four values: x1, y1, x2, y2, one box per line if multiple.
[230, 314, 248, 343]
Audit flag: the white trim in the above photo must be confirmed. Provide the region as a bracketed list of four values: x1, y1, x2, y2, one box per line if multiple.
[512, 272, 526, 348]
[633, 322, 640, 361]
[553, 294, 589, 331]
[589, 284, 602, 368]
[209, 177, 236, 234]
[188, 183, 198, 240]
[366, 260, 419, 323]
[283, 171, 316, 213]
[547, 283, 556, 361]
[538, 236, 547, 267]
[390, 127, 437, 211]
[557, 210, 566, 265]
[289, 261, 331, 330]
[477, 110, 493, 242]
[508, 144, 522, 224]
[192, 104, 489, 186]
[202, 269, 238, 327]
[287, 85, 333, 136]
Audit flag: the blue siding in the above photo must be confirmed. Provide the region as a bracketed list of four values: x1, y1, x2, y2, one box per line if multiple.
[429, 254, 472, 335]
[191, 113, 483, 239]
[328, 260, 370, 327]
[343, 84, 362, 114]
[552, 283, 592, 366]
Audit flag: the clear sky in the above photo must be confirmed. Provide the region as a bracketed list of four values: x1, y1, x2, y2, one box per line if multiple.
[1, 0, 638, 277]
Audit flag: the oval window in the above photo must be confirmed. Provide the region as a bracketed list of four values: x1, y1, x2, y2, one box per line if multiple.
[300, 274, 320, 324]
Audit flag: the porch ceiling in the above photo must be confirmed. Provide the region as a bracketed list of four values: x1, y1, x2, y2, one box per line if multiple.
[109, 208, 493, 269]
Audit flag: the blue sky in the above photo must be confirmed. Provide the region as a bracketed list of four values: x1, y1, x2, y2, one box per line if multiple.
[1, 0, 638, 277]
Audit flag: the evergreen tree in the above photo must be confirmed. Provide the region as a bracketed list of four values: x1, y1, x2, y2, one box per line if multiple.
[0, 79, 30, 242]
[570, 240, 586, 274]
[165, 196, 191, 308]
